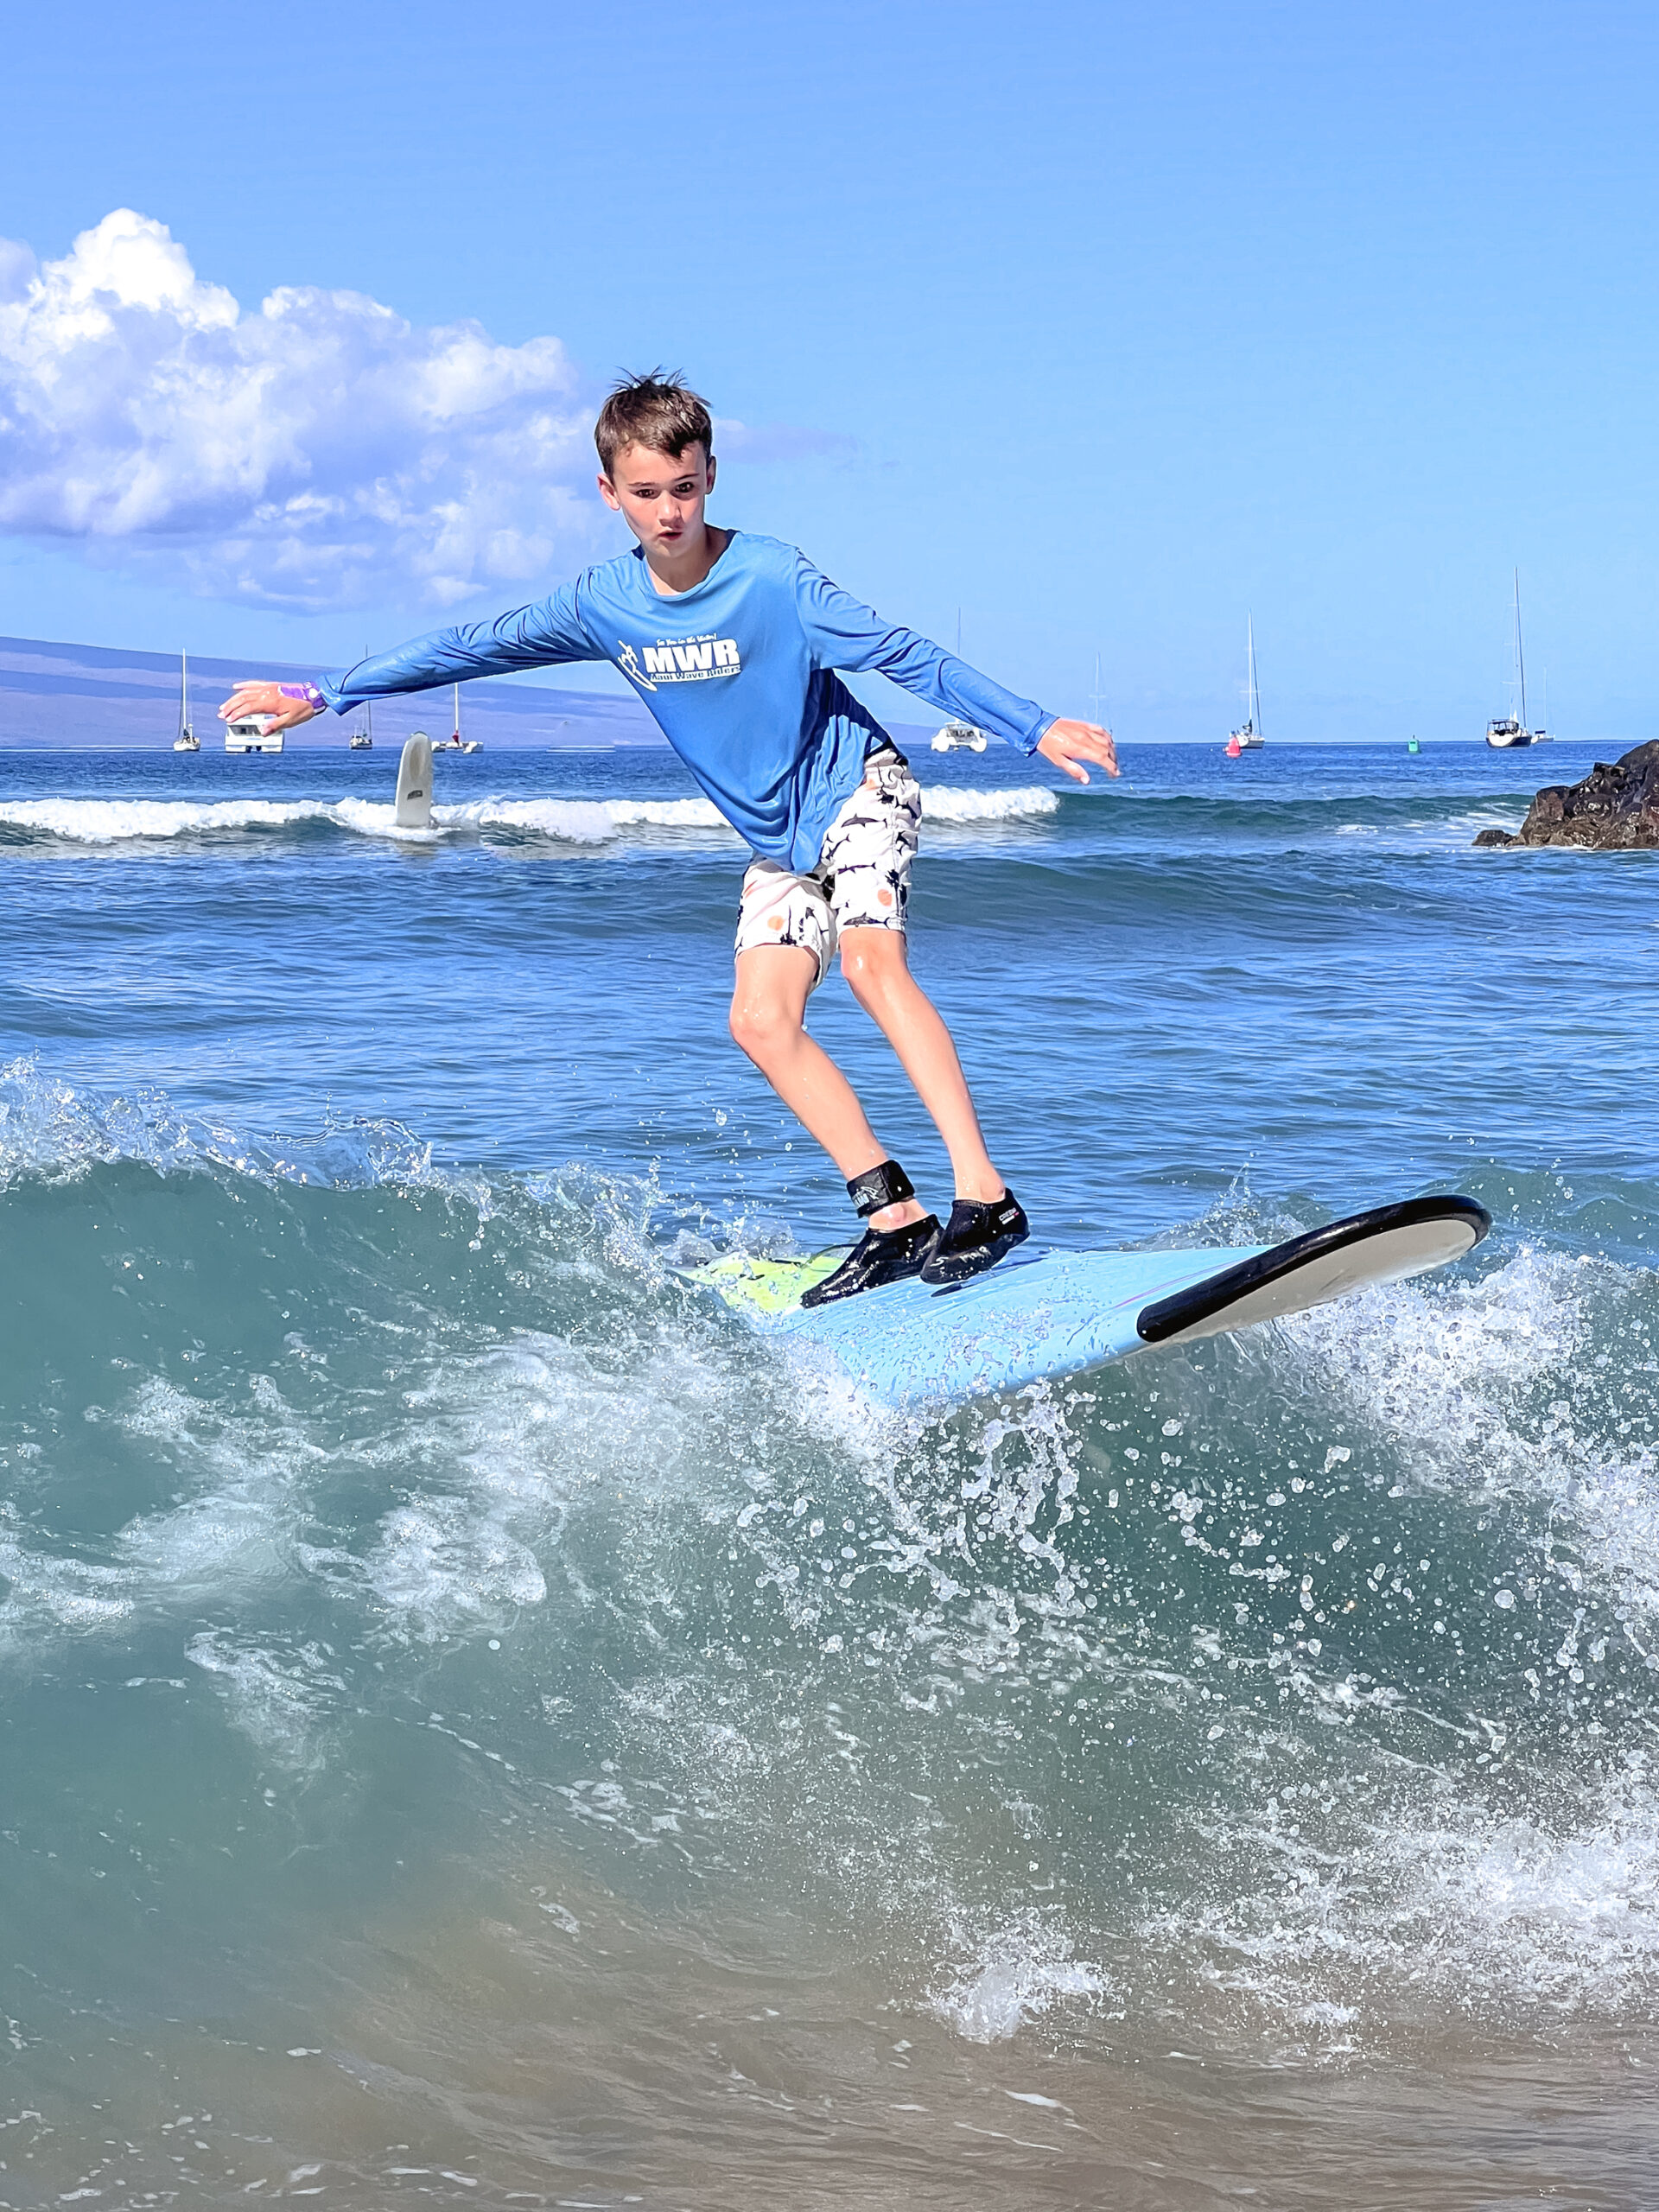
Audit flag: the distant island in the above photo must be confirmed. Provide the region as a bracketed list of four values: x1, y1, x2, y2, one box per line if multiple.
[0, 633, 665, 750]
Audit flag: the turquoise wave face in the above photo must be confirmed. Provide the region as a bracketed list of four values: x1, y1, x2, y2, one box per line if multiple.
[3, 740, 1658, 2197]
[3, 1059, 1659, 2197]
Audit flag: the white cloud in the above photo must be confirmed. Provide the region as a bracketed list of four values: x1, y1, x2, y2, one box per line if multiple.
[713, 416, 857, 466]
[0, 210, 601, 612]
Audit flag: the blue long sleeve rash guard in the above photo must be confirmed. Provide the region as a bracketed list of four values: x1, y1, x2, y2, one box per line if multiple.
[320, 532, 1055, 871]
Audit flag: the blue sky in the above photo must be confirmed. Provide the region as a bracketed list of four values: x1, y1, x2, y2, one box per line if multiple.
[2, 0, 1656, 740]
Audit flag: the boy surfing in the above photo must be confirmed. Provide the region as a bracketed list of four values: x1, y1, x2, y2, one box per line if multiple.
[222, 374, 1118, 1306]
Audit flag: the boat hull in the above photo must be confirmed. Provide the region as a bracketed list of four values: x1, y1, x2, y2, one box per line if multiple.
[226, 717, 284, 756]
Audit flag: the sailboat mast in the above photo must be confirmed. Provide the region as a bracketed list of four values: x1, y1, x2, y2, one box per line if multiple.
[1513, 570, 1527, 730]
[454, 682, 461, 740]
[180, 650, 188, 732]
[1248, 616, 1261, 734]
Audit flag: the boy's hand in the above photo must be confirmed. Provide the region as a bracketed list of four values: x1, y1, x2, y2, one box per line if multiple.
[218, 680, 321, 734]
[1036, 719, 1120, 784]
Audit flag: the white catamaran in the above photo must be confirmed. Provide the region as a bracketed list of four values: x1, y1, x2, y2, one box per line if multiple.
[1486, 571, 1550, 748]
[1228, 619, 1264, 750]
[172, 652, 200, 752]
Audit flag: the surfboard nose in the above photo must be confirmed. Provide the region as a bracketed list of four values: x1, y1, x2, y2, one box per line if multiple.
[1135, 1193, 1492, 1348]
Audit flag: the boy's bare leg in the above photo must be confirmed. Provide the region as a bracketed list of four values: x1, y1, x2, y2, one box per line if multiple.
[729, 946, 929, 1231]
[836, 928, 1006, 1202]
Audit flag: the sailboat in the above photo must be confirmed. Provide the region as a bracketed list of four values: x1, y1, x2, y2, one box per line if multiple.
[1090, 651, 1110, 731]
[349, 696, 373, 751]
[172, 652, 200, 752]
[931, 609, 987, 750]
[435, 683, 481, 752]
[1485, 572, 1550, 747]
[1228, 619, 1264, 751]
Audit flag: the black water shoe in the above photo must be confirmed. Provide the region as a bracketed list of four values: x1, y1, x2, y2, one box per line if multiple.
[919, 1188, 1030, 1286]
[799, 1214, 941, 1308]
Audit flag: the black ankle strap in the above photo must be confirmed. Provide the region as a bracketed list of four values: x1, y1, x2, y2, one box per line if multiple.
[847, 1158, 915, 1217]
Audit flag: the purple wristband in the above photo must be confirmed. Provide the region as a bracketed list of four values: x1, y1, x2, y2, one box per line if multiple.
[277, 683, 327, 713]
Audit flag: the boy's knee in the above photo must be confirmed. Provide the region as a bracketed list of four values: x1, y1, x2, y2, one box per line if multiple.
[729, 993, 799, 1060]
[840, 932, 907, 1007]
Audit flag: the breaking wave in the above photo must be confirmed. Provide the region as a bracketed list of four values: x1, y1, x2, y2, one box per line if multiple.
[2, 1058, 1657, 2084]
[0, 782, 1059, 850]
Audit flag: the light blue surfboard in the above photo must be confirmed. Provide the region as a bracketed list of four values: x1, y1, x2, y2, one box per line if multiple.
[688, 1195, 1491, 1408]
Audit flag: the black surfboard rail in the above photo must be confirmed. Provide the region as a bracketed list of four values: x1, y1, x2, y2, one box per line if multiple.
[1135, 1193, 1492, 1347]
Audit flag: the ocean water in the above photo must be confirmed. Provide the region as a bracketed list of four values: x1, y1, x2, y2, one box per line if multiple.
[2, 734, 1656, 2209]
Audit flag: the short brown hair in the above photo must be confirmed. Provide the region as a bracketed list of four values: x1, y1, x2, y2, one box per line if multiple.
[594, 371, 714, 476]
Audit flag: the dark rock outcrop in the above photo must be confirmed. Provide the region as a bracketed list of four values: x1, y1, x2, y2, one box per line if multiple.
[1473, 739, 1659, 849]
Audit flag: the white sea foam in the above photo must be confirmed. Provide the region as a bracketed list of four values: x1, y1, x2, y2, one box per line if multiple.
[1279, 1243, 1659, 1623]
[329, 796, 444, 842]
[0, 1374, 324, 1672]
[0, 1058, 205, 1182]
[1281, 1243, 1592, 1478]
[0, 1054, 460, 1195]
[350, 1325, 760, 1643]
[440, 784, 1059, 841]
[918, 785, 1059, 825]
[0, 797, 329, 843]
[927, 1911, 1108, 2042]
[437, 794, 734, 842]
[0, 784, 1059, 849]
[186, 1630, 346, 1770]
[1164, 1768, 1659, 2050]
[0, 1509, 135, 1642]
[109, 1373, 324, 1592]
[362, 1492, 550, 1640]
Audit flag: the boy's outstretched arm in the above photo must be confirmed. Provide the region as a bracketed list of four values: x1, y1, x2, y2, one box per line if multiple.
[219, 582, 599, 733]
[794, 556, 1119, 779]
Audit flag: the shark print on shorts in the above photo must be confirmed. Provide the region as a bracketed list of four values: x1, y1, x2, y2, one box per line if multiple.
[734, 747, 922, 988]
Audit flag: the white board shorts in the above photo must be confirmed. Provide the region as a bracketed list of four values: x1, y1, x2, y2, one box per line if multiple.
[734, 747, 922, 989]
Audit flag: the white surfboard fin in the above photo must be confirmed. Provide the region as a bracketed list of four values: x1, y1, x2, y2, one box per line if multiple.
[395, 733, 434, 829]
